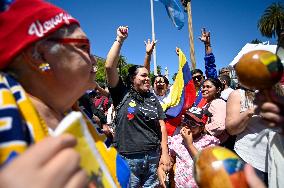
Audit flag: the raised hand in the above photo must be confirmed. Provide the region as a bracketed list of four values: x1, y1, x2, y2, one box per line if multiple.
[198, 27, 210, 45]
[144, 39, 157, 55]
[175, 47, 180, 56]
[180, 126, 193, 145]
[116, 26, 128, 43]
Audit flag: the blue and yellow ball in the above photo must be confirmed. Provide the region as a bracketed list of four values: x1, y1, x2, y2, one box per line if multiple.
[235, 50, 283, 90]
[194, 146, 248, 188]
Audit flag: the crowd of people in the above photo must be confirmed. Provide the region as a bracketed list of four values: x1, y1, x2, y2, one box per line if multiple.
[0, 0, 284, 188]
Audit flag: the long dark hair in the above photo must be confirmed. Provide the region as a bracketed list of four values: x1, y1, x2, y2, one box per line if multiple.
[152, 74, 169, 86]
[125, 65, 144, 89]
[204, 77, 224, 99]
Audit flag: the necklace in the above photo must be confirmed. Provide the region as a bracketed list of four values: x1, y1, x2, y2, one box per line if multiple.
[22, 93, 50, 139]
[26, 93, 66, 130]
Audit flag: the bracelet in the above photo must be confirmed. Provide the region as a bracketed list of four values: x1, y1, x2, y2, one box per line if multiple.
[146, 51, 152, 55]
[115, 39, 122, 45]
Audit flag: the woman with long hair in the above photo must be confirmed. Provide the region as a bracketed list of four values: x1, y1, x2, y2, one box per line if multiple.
[201, 78, 229, 145]
[105, 26, 171, 187]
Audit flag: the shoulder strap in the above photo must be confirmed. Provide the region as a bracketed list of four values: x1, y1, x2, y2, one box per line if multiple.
[110, 92, 130, 131]
[97, 97, 106, 110]
[115, 92, 130, 112]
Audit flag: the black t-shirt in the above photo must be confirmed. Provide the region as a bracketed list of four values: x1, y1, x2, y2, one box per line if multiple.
[109, 78, 165, 155]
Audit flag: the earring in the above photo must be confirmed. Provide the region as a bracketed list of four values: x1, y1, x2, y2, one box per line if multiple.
[38, 63, 50, 72]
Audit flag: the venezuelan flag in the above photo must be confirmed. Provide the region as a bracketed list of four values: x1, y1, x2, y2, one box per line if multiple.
[162, 49, 196, 136]
[54, 111, 130, 188]
[192, 89, 207, 108]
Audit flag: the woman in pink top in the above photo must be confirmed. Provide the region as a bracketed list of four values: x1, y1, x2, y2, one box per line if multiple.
[201, 78, 230, 146]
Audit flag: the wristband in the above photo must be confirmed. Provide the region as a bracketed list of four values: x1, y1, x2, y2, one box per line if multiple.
[115, 39, 122, 45]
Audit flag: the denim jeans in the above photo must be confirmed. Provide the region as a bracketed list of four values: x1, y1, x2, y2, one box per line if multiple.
[121, 150, 160, 188]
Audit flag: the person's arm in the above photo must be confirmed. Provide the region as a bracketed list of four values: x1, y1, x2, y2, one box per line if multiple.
[199, 28, 212, 55]
[143, 39, 156, 72]
[159, 119, 171, 170]
[205, 99, 227, 137]
[180, 127, 198, 158]
[95, 85, 109, 97]
[225, 90, 254, 135]
[105, 26, 128, 88]
[199, 28, 217, 79]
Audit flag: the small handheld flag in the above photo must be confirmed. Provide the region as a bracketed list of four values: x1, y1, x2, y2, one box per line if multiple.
[54, 111, 130, 188]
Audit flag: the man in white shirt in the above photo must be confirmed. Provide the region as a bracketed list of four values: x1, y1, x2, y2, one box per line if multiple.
[219, 74, 234, 101]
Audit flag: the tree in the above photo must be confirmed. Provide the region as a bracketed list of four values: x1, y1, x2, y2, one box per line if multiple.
[258, 3, 284, 39]
[94, 55, 132, 85]
[118, 55, 127, 75]
[250, 38, 262, 44]
[95, 56, 106, 85]
[157, 65, 162, 75]
[172, 73, 178, 81]
[121, 64, 134, 84]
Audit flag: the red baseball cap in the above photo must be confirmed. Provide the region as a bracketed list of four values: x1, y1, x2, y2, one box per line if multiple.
[182, 107, 207, 126]
[0, 0, 80, 69]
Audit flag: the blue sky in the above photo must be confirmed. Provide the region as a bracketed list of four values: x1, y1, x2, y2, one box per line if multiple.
[49, 0, 278, 83]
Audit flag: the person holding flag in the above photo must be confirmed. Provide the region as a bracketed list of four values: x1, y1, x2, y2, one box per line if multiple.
[144, 28, 218, 137]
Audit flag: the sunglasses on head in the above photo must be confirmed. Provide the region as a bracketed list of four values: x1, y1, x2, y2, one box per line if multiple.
[181, 117, 202, 128]
[192, 75, 203, 81]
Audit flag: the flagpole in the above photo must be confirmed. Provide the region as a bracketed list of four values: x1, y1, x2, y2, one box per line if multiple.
[186, 1, 196, 70]
[150, 0, 157, 75]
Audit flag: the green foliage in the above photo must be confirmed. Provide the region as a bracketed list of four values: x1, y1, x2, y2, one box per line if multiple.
[94, 55, 134, 85]
[94, 55, 164, 86]
[258, 2, 284, 39]
[172, 73, 178, 81]
[95, 57, 106, 85]
[120, 64, 134, 84]
[157, 65, 162, 75]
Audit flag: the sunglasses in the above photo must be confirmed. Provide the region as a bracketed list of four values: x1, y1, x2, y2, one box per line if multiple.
[181, 117, 202, 128]
[47, 37, 98, 72]
[192, 75, 203, 81]
[155, 77, 166, 84]
[155, 80, 165, 84]
[220, 70, 230, 74]
[47, 38, 91, 57]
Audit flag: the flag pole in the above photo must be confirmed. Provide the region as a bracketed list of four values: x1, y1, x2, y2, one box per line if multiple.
[186, 1, 196, 70]
[150, 0, 157, 75]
